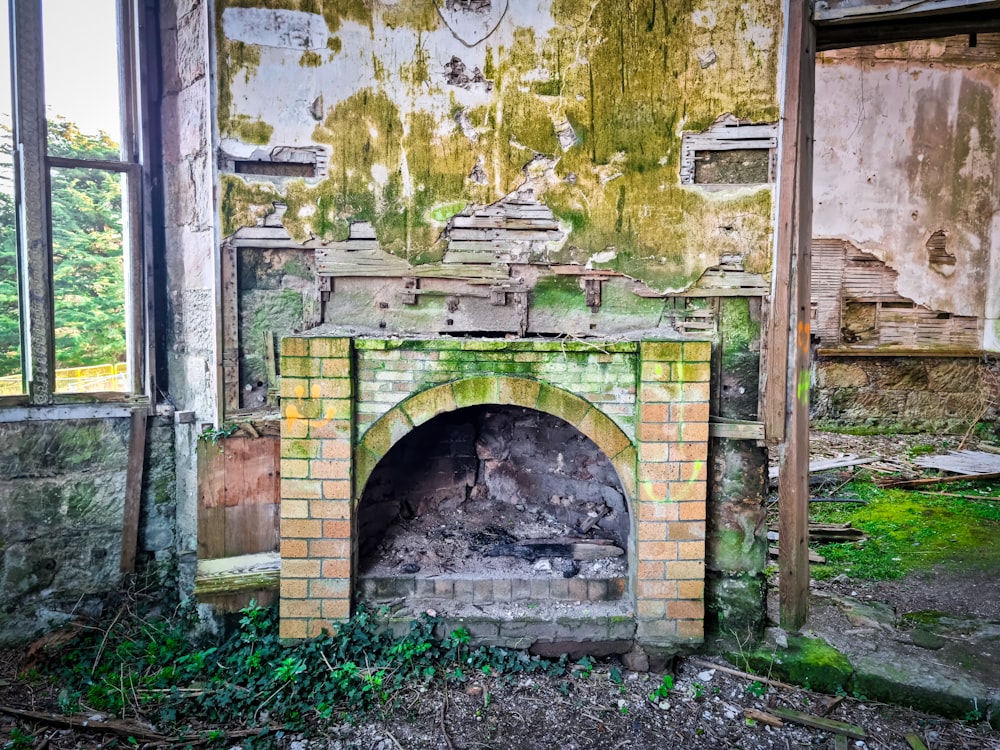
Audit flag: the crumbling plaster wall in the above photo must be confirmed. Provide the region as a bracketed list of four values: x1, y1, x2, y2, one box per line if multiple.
[813, 38, 1000, 347]
[214, 0, 780, 294]
[161, 0, 220, 589]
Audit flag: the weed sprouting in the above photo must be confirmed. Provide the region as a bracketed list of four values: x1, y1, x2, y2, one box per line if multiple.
[40, 598, 584, 743]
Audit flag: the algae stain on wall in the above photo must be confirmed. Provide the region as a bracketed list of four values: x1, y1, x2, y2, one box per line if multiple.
[215, 0, 780, 291]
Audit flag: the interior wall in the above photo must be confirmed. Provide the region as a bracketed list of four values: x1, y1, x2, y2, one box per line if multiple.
[812, 35, 1000, 343]
[160, 0, 221, 591]
[0, 416, 175, 644]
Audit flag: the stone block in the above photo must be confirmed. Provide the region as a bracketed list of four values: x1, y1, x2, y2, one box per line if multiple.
[578, 408, 632, 458]
[452, 377, 501, 407]
[536, 384, 592, 426]
[454, 579, 474, 601]
[401, 384, 457, 427]
[498, 377, 542, 409]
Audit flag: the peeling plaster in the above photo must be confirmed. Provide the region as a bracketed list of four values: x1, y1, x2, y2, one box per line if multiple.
[814, 49, 999, 321]
[216, 0, 780, 292]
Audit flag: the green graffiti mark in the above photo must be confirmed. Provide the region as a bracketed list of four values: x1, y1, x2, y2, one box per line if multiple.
[797, 371, 810, 404]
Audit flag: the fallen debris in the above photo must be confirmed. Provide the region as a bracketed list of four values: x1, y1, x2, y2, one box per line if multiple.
[484, 539, 624, 561]
[744, 708, 783, 728]
[769, 707, 866, 740]
[769, 546, 826, 564]
[767, 522, 866, 543]
[877, 471, 1000, 490]
[912, 449, 1000, 475]
[769, 455, 877, 482]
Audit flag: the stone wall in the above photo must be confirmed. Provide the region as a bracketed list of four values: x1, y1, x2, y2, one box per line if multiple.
[278, 336, 711, 648]
[812, 356, 1000, 433]
[0, 417, 176, 645]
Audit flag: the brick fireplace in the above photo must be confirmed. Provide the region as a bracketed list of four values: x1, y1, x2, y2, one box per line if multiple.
[279, 336, 710, 650]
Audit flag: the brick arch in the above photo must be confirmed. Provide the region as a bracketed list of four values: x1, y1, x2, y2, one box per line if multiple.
[353, 376, 637, 510]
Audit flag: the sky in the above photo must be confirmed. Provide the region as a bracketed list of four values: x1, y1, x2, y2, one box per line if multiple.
[1, 0, 122, 138]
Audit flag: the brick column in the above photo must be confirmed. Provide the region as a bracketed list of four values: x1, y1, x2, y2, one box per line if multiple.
[279, 337, 354, 639]
[636, 340, 711, 645]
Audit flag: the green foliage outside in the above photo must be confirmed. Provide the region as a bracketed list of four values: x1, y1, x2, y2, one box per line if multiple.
[809, 479, 1000, 581]
[43, 596, 599, 746]
[0, 119, 126, 379]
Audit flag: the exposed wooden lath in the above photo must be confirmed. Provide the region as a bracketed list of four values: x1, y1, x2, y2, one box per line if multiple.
[810, 240, 982, 350]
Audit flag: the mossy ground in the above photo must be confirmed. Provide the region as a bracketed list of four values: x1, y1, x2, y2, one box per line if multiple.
[807, 479, 1000, 581]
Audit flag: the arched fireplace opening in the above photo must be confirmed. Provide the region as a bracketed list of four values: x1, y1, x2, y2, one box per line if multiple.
[357, 405, 631, 610]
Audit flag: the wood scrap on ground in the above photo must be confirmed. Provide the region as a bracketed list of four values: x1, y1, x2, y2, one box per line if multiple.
[877, 471, 1000, 490]
[0, 705, 168, 743]
[768, 522, 866, 543]
[769, 455, 877, 482]
[744, 708, 783, 728]
[911, 450, 1000, 475]
[769, 707, 866, 740]
[769, 546, 826, 564]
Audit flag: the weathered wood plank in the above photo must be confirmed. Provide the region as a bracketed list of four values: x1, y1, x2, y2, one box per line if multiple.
[769, 455, 876, 481]
[194, 551, 281, 595]
[912, 450, 1000, 475]
[119, 409, 147, 573]
[709, 421, 766, 440]
[769, 708, 866, 740]
[776, 0, 816, 633]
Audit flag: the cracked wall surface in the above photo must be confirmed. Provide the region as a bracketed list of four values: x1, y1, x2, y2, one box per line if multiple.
[214, 0, 780, 295]
[813, 35, 1000, 351]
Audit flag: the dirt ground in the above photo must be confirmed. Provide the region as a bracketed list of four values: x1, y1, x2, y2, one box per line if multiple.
[2, 431, 999, 749]
[2, 646, 998, 749]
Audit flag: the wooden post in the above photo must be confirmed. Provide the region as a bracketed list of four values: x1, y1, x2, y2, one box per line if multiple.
[769, 0, 816, 632]
[120, 409, 148, 573]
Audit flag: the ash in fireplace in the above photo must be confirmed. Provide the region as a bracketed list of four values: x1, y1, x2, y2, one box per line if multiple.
[358, 405, 629, 580]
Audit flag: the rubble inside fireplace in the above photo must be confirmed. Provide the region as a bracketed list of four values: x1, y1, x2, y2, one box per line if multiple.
[357, 406, 633, 621]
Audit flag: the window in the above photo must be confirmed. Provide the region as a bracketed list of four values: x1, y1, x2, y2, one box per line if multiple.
[2, 0, 147, 402]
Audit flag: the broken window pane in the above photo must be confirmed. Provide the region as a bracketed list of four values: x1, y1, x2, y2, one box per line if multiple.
[0, 0, 22, 393]
[694, 148, 770, 185]
[42, 0, 122, 160]
[51, 165, 128, 393]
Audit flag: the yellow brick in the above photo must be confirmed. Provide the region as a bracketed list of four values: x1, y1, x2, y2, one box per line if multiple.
[638, 521, 667, 541]
[282, 519, 323, 538]
[282, 478, 322, 500]
[280, 578, 308, 598]
[280, 539, 308, 559]
[281, 559, 321, 578]
[280, 599, 322, 619]
[310, 539, 351, 558]
[279, 618, 308, 639]
[280, 499, 309, 519]
[311, 459, 350, 480]
[667, 599, 704, 620]
[322, 599, 351, 620]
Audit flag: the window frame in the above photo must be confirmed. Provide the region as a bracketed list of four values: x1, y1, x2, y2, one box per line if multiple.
[5, 0, 152, 406]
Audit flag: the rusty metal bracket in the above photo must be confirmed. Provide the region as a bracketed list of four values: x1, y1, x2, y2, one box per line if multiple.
[400, 277, 419, 305]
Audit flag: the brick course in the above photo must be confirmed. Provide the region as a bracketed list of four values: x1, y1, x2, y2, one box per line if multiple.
[280, 337, 709, 647]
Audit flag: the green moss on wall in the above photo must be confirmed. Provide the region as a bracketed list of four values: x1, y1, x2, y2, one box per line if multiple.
[215, 0, 780, 288]
[220, 175, 280, 238]
[299, 50, 322, 67]
[230, 115, 274, 145]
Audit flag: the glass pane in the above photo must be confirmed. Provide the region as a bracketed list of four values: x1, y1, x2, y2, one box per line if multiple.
[52, 166, 128, 393]
[0, 0, 23, 394]
[43, 0, 122, 160]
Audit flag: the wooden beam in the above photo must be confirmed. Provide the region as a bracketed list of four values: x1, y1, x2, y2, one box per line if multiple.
[221, 241, 240, 416]
[11, 0, 55, 403]
[120, 409, 148, 573]
[816, 11, 1000, 50]
[774, 0, 816, 633]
